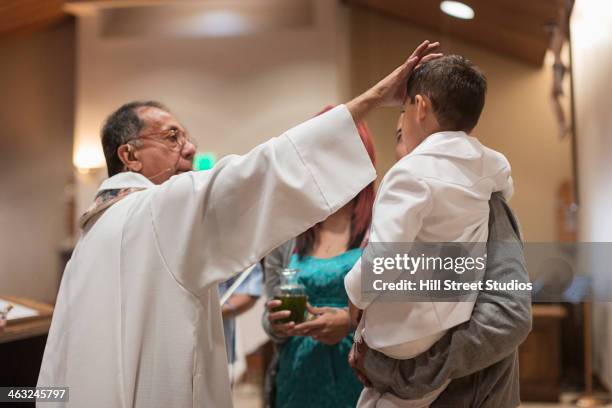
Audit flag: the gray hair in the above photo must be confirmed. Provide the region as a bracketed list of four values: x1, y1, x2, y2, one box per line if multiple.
[101, 100, 169, 177]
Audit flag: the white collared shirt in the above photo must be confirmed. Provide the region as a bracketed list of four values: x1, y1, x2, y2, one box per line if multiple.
[345, 131, 513, 356]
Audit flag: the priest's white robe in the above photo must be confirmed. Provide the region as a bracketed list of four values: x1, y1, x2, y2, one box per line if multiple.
[37, 105, 376, 408]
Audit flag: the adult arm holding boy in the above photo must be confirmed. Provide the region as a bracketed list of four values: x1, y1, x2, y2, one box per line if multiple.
[351, 193, 532, 407]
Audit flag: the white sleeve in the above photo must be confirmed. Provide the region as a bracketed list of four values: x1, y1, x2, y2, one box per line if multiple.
[502, 175, 514, 201]
[150, 105, 376, 295]
[345, 162, 432, 309]
[492, 149, 514, 201]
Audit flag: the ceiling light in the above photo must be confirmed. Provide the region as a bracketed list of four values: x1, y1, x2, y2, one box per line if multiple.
[440, 1, 475, 20]
[190, 11, 250, 37]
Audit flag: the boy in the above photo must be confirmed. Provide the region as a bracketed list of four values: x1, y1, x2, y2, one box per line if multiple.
[345, 55, 513, 407]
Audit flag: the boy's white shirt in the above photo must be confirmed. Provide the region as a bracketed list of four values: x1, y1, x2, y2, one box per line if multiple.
[344, 131, 513, 356]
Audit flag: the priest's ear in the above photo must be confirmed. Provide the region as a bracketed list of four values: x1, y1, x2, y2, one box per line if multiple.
[117, 143, 143, 172]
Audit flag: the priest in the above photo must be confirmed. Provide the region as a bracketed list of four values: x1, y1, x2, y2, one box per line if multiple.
[37, 41, 441, 407]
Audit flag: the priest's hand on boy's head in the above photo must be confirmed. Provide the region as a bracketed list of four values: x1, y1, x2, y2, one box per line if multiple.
[389, 40, 443, 106]
[346, 40, 442, 122]
[372, 40, 442, 108]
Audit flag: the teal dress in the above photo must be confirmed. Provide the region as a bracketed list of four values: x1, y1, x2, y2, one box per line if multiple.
[275, 249, 363, 408]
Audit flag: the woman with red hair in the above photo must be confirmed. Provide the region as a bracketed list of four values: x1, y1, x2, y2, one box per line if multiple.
[261, 106, 377, 408]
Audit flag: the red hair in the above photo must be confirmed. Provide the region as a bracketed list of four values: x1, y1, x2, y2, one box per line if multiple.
[295, 105, 377, 258]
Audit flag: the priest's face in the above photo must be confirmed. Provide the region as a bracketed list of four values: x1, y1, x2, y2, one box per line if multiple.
[132, 106, 196, 184]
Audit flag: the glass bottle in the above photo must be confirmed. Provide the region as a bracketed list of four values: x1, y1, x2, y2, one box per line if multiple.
[273, 268, 308, 324]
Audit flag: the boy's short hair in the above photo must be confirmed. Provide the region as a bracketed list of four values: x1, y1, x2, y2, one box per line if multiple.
[406, 55, 487, 132]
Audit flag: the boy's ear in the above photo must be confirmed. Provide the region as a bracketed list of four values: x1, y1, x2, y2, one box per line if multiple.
[415, 94, 429, 123]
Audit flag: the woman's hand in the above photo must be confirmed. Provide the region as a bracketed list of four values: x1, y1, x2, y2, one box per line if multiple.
[292, 304, 351, 345]
[266, 299, 295, 338]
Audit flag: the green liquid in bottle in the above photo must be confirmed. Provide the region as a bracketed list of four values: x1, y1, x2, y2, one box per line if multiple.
[274, 294, 308, 324]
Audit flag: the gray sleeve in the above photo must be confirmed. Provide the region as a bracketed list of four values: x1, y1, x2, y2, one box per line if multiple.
[363, 193, 533, 399]
[261, 239, 296, 344]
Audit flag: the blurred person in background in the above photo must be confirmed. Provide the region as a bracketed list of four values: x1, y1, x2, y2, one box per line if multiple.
[219, 262, 263, 367]
[261, 106, 376, 408]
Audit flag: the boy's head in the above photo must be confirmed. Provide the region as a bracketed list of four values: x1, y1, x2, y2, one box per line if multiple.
[396, 55, 486, 159]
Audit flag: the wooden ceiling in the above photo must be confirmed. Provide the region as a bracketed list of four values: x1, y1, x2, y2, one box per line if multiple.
[0, 1, 165, 38]
[0, 0, 566, 65]
[345, 0, 567, 66]
[0, 0, 68, 38]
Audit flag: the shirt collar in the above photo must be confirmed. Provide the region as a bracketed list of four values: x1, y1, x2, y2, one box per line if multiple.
[97, 171, 156, 193]
[409, 131, 483, 160]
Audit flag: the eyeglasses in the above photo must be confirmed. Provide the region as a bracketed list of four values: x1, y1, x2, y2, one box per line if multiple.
[132, 128, 197, 152]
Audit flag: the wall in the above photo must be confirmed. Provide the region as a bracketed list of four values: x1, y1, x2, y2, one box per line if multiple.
[0, 21, 75, 303]
[72, 0, 350, 218]
[74, 3, 574, 242]
[571, 0, 612, 389]
[0, 3, 576, 305]
[349, 8, 573, 241]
